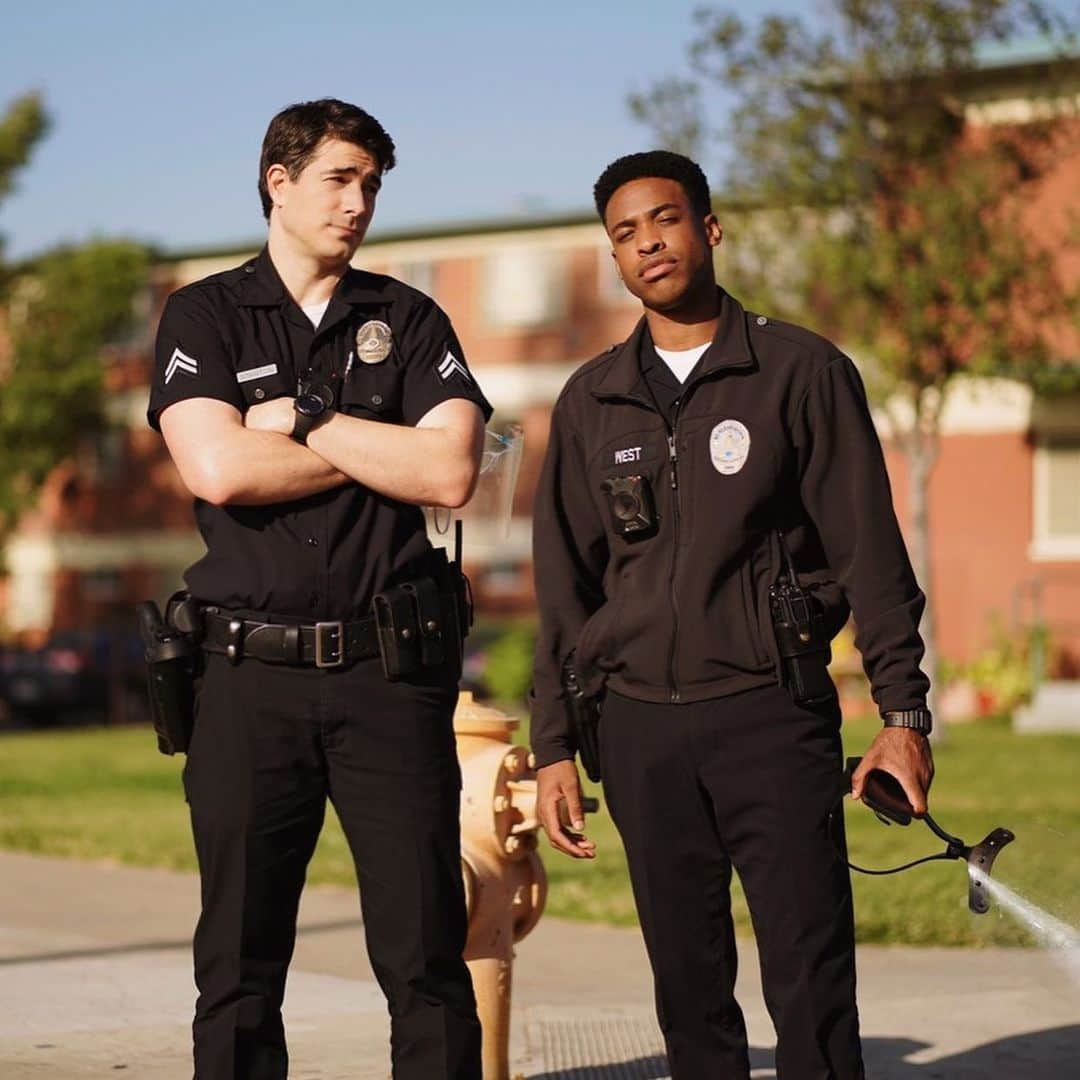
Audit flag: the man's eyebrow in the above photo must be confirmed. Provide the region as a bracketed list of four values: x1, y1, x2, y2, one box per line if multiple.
[610, 202, 681, 231]
[323, 165, 382, 187]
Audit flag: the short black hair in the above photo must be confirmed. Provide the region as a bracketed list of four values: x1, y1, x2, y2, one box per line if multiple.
[258, 98, 396, 220]
[594, 151, 711, 224]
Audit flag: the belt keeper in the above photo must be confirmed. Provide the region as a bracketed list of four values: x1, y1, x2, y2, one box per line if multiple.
[283, 624, 300, 663]
[226, 618, 243, 664]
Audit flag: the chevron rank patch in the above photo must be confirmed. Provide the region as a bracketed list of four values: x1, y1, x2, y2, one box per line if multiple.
[164, 347, 199, 385]
[436, 350, 472, 384]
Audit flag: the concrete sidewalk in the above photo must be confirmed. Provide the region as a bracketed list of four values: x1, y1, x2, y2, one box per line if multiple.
[1, 850, 1077, 1078]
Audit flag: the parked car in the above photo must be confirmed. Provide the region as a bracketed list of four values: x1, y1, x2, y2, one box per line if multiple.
[0, 626, 148, 728]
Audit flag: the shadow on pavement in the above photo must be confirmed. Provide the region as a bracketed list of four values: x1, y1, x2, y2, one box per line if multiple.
[0, 916, 363, 967]
[530, 1027, 1080, 1078]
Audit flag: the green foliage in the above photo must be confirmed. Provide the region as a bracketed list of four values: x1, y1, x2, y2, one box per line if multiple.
[0, 92, 49, 266]
[0, 92, 151, 541]
[0, 240, 150, 535]
[942, 618, 1048, 712]
[478, 619, 537, 704]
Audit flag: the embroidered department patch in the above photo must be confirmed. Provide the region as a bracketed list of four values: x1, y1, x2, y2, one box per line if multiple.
[437, 350, 472, 383]
[709, 419, 751, 475]
[164, 347, 199, 384]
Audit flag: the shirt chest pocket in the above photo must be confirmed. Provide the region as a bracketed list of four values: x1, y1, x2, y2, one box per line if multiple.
[234, 361, 293, 408]
[338, 367, 403, 423]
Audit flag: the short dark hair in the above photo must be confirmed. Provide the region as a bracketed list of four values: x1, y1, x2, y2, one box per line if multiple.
[258, 98, 396, 219]
[594, 150, 711, 224]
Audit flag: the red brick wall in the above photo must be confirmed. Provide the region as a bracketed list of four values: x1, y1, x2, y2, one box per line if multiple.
[885, 432, 1080, 671]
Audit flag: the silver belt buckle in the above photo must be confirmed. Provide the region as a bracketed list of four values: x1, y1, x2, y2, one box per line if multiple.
[314, 621, 344, 668]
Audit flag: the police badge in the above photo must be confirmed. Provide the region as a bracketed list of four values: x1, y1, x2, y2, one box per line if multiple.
[355, 319, 393, 364]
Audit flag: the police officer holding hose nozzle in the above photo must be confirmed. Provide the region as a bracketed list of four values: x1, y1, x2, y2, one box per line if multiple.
[530, 150, 933, 1080]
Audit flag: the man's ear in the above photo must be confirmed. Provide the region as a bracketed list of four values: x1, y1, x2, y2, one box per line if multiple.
[704, 214, 723, 250]
[265, 163, 290, 210]
[609, 248, 622, 281]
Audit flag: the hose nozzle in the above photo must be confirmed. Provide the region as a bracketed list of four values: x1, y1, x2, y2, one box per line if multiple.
[842, 758, 1016, 915]
[964, 828, 1016, 914]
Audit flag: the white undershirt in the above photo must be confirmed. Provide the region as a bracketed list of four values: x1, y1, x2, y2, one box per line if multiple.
[301, 299, 331, 329]
[655, 342, 710, 383]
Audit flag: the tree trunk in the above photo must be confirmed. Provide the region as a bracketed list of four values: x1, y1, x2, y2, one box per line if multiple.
[905, 392, 943, 740]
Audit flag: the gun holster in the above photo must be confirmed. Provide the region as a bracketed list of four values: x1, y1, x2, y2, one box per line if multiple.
[562, 652, 603, 783]
[135, 592, 202, 755]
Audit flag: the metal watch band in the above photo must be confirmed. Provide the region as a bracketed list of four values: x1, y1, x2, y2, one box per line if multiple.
[882, 708, 933, 735]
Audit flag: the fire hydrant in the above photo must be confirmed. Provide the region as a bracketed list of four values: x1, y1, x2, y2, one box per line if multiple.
[454, 692, 546, 1080]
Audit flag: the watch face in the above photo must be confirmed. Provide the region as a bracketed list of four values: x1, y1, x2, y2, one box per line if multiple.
[295, 393, 326, 418]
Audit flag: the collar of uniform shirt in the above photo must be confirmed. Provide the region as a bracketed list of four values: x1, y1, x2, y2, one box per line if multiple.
[233, 245, 398, 310]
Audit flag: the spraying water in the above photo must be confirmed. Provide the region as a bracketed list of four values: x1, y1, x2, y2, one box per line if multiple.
[972, 868, 1080, 985]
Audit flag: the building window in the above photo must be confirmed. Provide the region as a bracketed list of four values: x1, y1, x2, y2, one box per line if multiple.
[483, 247, 566, 328]
[1033, 436, 1080, 560]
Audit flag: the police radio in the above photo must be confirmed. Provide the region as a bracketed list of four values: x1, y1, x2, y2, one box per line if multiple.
[769, 531, 835, 706]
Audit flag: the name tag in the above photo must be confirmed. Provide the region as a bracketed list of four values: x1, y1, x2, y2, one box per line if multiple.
[236, 364, 278, 384]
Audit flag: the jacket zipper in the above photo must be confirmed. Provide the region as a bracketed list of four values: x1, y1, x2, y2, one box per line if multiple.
[667, 414, 681, 704]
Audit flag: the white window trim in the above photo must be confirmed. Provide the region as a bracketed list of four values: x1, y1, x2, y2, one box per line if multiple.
[1030, 436, 1080, 562]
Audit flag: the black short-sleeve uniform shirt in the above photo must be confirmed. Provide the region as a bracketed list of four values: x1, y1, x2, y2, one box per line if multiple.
[148, 247, 492, 620]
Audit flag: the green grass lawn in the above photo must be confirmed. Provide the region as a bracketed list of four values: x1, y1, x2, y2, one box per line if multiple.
[1, 713, 1077, 947]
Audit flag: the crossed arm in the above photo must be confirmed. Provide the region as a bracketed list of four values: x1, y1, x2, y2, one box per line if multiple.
[160, 395, 486, 508]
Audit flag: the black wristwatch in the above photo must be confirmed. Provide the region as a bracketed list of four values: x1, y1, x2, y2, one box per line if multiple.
[883, 708, 933, 736]
[291, 383, 335, 444]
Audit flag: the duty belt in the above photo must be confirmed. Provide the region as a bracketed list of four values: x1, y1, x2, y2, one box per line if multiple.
[202, 612, 378, 668]
[200, 578, 462, 679]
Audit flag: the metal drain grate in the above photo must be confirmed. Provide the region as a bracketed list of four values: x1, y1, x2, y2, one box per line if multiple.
[527, 1008, 670, 1079]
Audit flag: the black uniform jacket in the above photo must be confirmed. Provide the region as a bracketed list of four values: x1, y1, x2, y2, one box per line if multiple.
[530, 288, 929, 768]
[148, 247, 492, 621]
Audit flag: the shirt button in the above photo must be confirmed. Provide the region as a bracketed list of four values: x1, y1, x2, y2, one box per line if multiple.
[756, 315, 768, 326]
[371, 394, 383, 406]
[245, 265, 255, 274]
[254, 387, 265, 400]
[307, 537, 319, 547]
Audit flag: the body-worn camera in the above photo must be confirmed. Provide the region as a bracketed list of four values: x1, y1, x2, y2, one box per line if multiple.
[600, 474, 657, 538]
[768, 529, 836, 707]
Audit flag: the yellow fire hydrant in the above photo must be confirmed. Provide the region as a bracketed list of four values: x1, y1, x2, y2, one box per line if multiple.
[454, 692, 546, 1080]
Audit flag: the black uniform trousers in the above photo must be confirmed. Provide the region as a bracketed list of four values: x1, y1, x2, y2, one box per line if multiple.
[600, 683, 863, 1080]
[182, 652, 481, 1080]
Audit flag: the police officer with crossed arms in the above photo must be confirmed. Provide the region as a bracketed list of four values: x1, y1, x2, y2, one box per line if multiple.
[149, 99, 491, 1080]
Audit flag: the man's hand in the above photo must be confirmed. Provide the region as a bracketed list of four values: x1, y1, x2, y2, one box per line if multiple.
[536, 759, 597, 859]
[851, 727, 934, 816]
[243, 397, 296, 437]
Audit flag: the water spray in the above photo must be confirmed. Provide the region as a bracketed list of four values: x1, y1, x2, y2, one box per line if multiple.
[838, 757, 1015, 915]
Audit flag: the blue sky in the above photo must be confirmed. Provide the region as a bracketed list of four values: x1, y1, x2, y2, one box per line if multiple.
[0, 1, 1070, 260]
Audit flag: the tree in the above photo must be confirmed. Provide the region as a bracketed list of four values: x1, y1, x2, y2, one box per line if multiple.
[0, 93, 49, 278]
[631, 0, 1080, 722]
[1, 240, 150, 536]
[0, 93, 149, 543]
